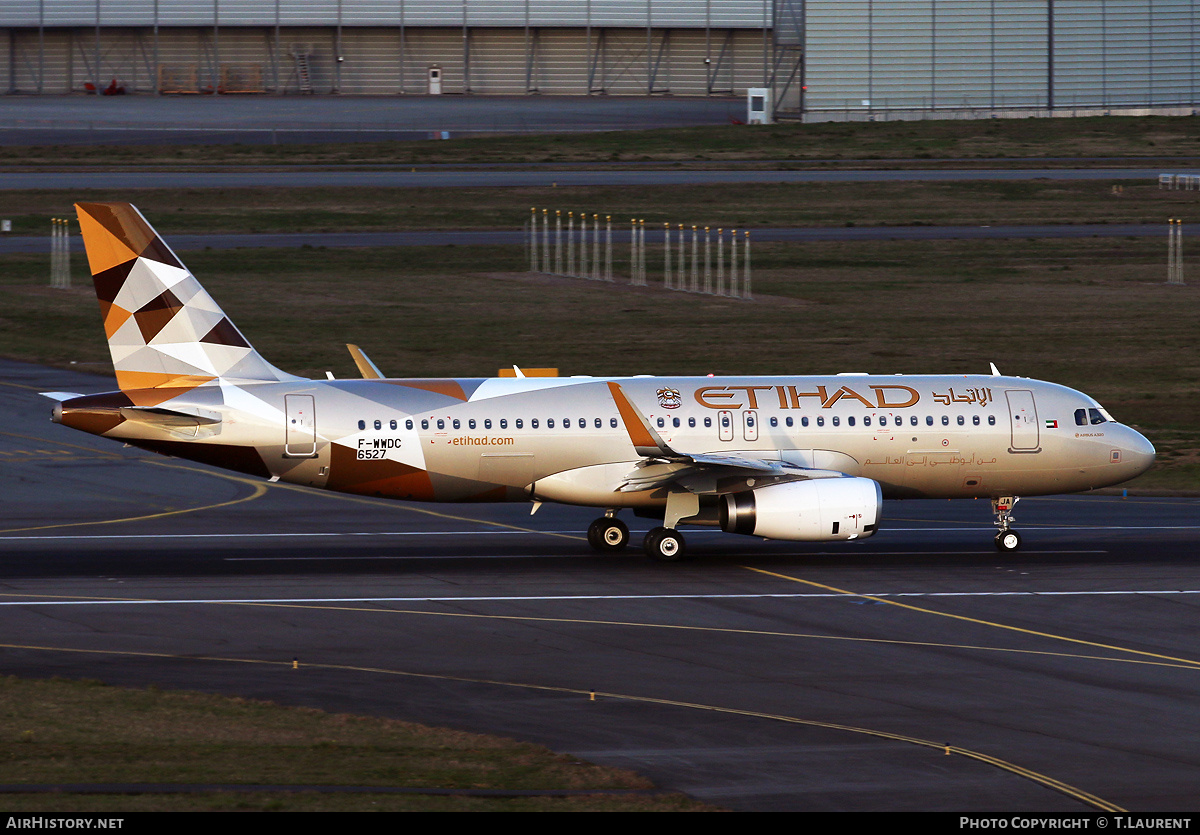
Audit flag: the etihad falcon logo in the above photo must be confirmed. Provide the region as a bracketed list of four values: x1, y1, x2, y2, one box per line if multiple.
[657, 387, 682, 410]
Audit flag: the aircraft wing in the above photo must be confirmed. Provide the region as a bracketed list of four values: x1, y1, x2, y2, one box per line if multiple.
[607, 382, 847, 493]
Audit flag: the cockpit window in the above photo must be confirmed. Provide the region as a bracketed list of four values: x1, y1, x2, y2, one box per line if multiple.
[1077, 407, 1111, 426]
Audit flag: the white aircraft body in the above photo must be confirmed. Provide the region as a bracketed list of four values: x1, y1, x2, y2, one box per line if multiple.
[48, 203, 1156, 559]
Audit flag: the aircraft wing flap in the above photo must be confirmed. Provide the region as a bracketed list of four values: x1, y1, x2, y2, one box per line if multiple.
[617, 464, 689, 493]
[683, 452, 785, 473]
[617, 457, 849, 494]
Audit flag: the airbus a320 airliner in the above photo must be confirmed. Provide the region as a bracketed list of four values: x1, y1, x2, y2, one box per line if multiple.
[46, 203, 1155, 560]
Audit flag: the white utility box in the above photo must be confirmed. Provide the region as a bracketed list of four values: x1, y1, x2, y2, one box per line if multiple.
[747, 88, 771, 124]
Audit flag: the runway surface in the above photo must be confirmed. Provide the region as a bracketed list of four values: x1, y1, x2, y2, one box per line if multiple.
[3, 359, 1200, 811]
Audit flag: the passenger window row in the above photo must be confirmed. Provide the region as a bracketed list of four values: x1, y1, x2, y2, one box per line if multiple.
[357, 413, 999, 432]
[652, 414, 998, 429]
[358, 417, 622, 431]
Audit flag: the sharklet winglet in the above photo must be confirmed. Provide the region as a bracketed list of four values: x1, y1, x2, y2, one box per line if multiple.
[347, 344, 384, 379]
[606, 381, 680, 460]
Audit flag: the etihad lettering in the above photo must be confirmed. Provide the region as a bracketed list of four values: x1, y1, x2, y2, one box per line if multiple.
[787, 385, 828, 408]
[870, 385, 920, 408]
[695, 387, 742, 408]
[823, 387, 875, 409]
[723, 385, 776, 409]
[932, 387, 993, 407]
[695, 384, 921, 410]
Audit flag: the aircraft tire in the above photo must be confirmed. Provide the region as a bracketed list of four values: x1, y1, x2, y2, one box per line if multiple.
[588, 517, 630, 552]
[994, 530, 1022, 552]
[644, 527, 686, 562]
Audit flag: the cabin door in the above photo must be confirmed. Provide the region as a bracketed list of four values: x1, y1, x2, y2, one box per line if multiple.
[1005, 389, 1041, 453]
[284, 394, 317, 457]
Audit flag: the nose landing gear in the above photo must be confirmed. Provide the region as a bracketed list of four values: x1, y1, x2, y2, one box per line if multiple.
[992, 496, 1022, 552]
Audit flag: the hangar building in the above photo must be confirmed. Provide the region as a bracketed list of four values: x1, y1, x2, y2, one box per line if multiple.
[2, 1, 1195, 120]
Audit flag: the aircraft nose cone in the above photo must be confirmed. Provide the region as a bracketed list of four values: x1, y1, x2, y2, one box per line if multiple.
[1124, 428, 1156, 476]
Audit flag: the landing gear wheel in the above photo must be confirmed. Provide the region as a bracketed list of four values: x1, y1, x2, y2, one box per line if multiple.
[587, 517, 630, 552]
[994, 530, 1022, 552]
[643, 527, 686, 562]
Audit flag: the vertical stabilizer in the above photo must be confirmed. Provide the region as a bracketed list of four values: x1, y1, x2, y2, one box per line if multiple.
[74, 202, 300, 398]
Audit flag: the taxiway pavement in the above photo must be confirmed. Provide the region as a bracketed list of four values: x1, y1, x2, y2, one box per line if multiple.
[1, 223, 1188, 256]
[3, 360, 1200, 811]
[0, 95, 744, 145]
[0, 167, 1190, 191]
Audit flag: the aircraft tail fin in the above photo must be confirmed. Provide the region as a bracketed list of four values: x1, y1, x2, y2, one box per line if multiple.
[74, 202, 300, 397]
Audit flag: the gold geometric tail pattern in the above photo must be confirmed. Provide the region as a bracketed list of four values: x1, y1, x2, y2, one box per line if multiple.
[75, 202, 298, 394]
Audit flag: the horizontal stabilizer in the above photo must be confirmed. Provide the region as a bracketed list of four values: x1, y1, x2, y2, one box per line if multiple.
[120, 405, 222, 425]
[40, 391, 84, 402]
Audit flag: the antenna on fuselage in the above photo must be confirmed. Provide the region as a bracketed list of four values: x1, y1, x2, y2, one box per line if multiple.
[989, 362, 1002, 377]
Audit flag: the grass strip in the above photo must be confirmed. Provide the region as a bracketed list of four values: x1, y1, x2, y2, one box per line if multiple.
[0, 676, 709, 812]
[3, 115, 1200, 169]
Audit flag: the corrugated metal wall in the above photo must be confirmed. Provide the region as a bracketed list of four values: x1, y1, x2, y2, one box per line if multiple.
[2, 24, 768, 96]
[5, 1, 1196, 111]
[2, 1, 771, 95]
[0, 1, 770, 29]
[804, 0, 1198, 113]
[1055, 0, 1197, 107]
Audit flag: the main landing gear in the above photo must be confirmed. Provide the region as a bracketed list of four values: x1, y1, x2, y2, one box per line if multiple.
[587, 513, 630, 552]
[586, 512, 688, 561]
[992, 496, 1022, 552]
[643, 527, 686, 562]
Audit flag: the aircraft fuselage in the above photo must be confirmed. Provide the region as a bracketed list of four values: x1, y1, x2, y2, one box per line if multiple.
[55, 373, 1155, 509]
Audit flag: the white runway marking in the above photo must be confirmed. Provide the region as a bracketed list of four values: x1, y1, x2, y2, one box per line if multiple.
[1, 524, 1196, 542]
[220, 550, 1110, 561]
[0, 530, 556, 541]
[4, 588, 1200, 606]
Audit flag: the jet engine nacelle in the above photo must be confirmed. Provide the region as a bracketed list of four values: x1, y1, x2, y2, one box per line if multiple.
[720, 477, 882, 541]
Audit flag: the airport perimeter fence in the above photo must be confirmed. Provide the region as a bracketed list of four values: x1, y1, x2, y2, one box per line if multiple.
[525, 208, 752, 299]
